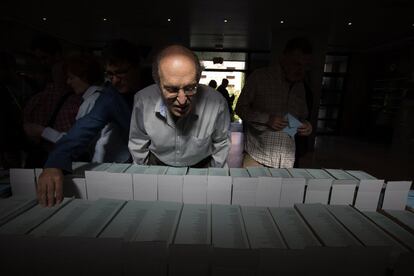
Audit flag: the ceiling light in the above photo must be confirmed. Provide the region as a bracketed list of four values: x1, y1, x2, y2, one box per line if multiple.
[224, 19, 228, 23]
[103, 18, 108, 21]
[280, 20, 284, 24]
[348, 22, 352, 26]
[168, 18, 171, 22]
[42, 17, 47, 21]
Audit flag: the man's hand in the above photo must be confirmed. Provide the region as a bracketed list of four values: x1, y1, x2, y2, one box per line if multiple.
[297, 120, 312, 136]
[267, 115, 288, 131]
[37, 168, 64, 207]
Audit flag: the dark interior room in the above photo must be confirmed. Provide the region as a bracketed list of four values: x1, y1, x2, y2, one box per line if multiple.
[1, 1, 414, 275]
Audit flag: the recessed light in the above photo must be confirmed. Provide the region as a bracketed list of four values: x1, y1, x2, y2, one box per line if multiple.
[280, 20, 284, 24]
[103, 18, 108, 21]
[348, 22, 352, 26]
[224, 19, 228, 23]
[42, 17, 47, 21]
[167, 18, 171, 22]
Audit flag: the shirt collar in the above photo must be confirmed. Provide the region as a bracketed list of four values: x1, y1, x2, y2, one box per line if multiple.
[82, 85, 102, 100]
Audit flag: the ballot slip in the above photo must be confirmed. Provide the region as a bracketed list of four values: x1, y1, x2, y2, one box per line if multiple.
[230, 168, 257, 206]
[279, 178, 306, 207]
[326, 205, 407, 253]
[304, 169, 334, 204]
[89, 163, 133, 200]
[157, 167, 187, 203]
[134, 201, 183, 244]
[30, 199, 93, 237]
[255, 176, 282, 207]
[84, 163, 112, 200]
[381, 209, 414, 233]
[0, 196, 37, 227]
[129, 165, 165, 201]
[174, 203, 211, 245]
[240, 206, 286, 249]
[381, 181, 412, 210]
[268, 168, 291, 178]
[207, 167, 232, 205]
[268, 207, 320, 249]
[59, 198, 125, 237]
[211, 204, 249, 249]
[246, 167, 271, 177]
[353, 179, 384, 211]
[294, 203, 361, 247]
[9, 168, 37, 197]
[362, 210, 414, 251]
[0, 198, 73, 235]
[99, 200, 154, 241]
[183, 168, 208, 204]
[287, 168, 314, 181]
[325, 169, 358, 205]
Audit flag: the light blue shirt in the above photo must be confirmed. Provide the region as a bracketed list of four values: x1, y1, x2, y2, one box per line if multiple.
[129, 84, 231, 167]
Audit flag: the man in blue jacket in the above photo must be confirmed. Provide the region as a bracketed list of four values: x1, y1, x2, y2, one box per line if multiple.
[37, 39, 142, 207]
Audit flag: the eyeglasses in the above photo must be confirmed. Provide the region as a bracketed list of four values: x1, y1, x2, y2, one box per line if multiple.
[162, 83, 198, 97]
[105, 67, 131, 80]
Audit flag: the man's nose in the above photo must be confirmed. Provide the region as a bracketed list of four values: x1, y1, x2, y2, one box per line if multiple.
[111, 76, 121, 86]
[176, 90, 187, 105]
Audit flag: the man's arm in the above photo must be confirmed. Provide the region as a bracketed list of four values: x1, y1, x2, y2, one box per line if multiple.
[128, 96, 151, 164]
[210, 100, 231, 167]
[38, 87, 131, 207]
[235, 72, 270, 124]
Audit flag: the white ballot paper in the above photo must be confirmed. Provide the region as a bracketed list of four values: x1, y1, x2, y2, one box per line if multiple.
[382, 181, 412, 210]
[0, 198, 72, 235]
[30, 199, 92, 237]
[183, 169, 208, 204]
[174, 204, 211, 245]
[158, 167, 187, 202]
[241, 206, 286, 249]
[268, 207, 320, 249]
[354, 179, 384, 211]
[99, 200, 154, 241]
[9, 168, 37, 197]
[279, 178, 306, 207]
[60, 198, 125, 237]
[294, 203, 360, 247]
[207, 168, 232, 205]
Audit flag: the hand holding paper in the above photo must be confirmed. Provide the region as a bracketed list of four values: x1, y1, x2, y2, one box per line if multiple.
[267, 115, 288, 131]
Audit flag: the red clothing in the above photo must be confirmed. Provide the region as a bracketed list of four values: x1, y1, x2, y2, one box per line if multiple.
[24, 83, 82, 132]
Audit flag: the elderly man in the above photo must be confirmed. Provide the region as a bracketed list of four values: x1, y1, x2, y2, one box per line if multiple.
[37, 39, 142, 207]
[236, 37, 313, 168]
[129, 45, 230, 167]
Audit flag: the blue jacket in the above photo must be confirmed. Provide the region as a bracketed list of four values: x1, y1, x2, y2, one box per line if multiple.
[44, 84, 132, 172]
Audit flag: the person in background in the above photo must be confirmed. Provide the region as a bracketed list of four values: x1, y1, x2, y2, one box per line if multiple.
[23, 35, 82, 167]
[37, 39, 143, 207]
[208, 79, 217, 89]
[217, 78, 235, 120]
[24, 53, 126, 163]
[236, 37, 313, 168]
[129, 45, 230, 167]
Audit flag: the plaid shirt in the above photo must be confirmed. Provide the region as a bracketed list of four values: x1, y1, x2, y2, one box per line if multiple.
[24, 83, 82, 132]
[236, 64, 308, 168]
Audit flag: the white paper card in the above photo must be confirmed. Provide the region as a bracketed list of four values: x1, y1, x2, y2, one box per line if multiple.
[207, 176, 232, 205]
[279, 178, 306, 207]
[183, 175, 208, 204]
[354, 179, 384, 211]
[232, 177, 258, 206]
[158, 175, 183, 202]
[9, 168, 36, 197]
[255, 177, 282, 207]
[382, 181, 412, 210]
[305, 179, 332, 204]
